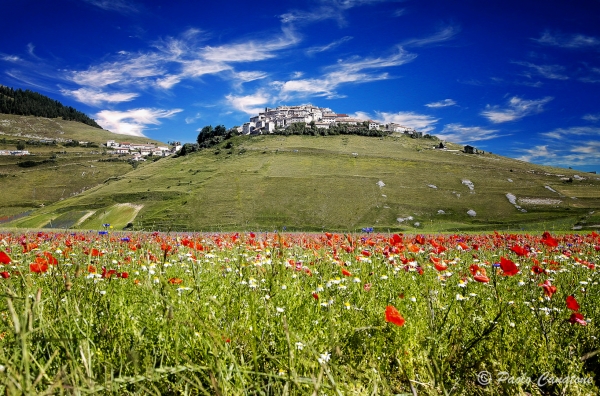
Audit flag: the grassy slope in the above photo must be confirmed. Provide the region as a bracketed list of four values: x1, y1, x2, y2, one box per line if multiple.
[0, 114, 164, 144]
[7, 133, 600, 232]
[0, 114, 165, 219]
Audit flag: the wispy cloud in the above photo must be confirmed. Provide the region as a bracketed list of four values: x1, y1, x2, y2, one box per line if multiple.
[540, 126, 600, 140]
[61, 88, 138, 106]
[533, 30, 600, 49]
[514, 61, 569, 80]
[515, 126, 600, 168]
[583, 113, 600, 122]
[280, 0, 386, 27]
[83, 0, 139, 13]
[1, 54, 22, 63]
[225, 91, 271, 115]
[306, 36, 353, 55]
[402, 25, 460, 48]
[436, 123, 501, 143]
[95, 108, 182, 136]
[425, 99, 456, 108]
[350, 110, 439, 132]
[481, 96, 553, 123]
[515, 141, 600, 168]
[278, 46, 416, 98]
[201, 27, 299, 63]
[63, 26, 298, 102]
[185, 113, 202, 124]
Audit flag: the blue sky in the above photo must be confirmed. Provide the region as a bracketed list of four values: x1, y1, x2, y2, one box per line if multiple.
[1, 0, 599, 171]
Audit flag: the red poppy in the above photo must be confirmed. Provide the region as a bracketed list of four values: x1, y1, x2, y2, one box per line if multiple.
[531, 265, 545, 275]
[0, 251, 11, 264]
[363, 283, 371, 292]
[457, 242, 469, 250]
[341, 268, 352, 277]
[391, 234, 402, 246]
[168, 278, 183, 285]
[0, 271, 10, 279]
[117, 272, 129, 278]
[101, 267, 117, 279]
[434, 261, 448, 272]
[539, 280, 557, 298]
[469, 264, 481, 276]
[569, 312, 587, 326]
[312, 293, 319, 300]
[30, 259, 49, 274]
[541, 231, 558, 247]
[43, 252, 58, 265]
[407, 243, 420, 253]
[510, 245, 529, 257]
[474, 274, 490, 283]
[566, 295, 580, 311]
[500, 257, 519, 276]
[385, 305, 405, 327]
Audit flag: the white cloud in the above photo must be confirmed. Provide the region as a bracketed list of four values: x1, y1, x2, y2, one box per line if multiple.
[280, 0, 386, 27]
[515, 142, 600, 168]
[514, 61, 569, 80]
[436, 124, 501, 143]
[95, 108, 182, 136]
[402, 25, 460, 48]
[61, 88, 138, 106]
[533, 30, 600, 49]
[231, 71, 268, 84]
[425, 99, 456, 108]
[225, 92, 271, 115]
[515, 145, 559, 163]
[583, 113, 600, 122]
[541, 126, 600, 140]
[201, 27, 299, 63]
[278, 46, 416, 98]
[306, 36, 353, 55]
[481, 96, 553, 123]
[1, 55, 21, 62]
[185, 113, 202, 124]
[64, 26, 298, 98]
[83, 0, 139, 13]
[351, 111, 439, 132]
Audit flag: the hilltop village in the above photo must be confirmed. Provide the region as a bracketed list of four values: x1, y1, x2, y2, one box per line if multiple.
[105, 140, 181, 161]
[241, 104, 422, 136]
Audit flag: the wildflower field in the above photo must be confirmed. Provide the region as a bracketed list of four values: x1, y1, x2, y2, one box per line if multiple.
[0, 230, 598, 395]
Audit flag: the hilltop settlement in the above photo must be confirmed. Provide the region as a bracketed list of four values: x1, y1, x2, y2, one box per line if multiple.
[241, 104, 422, 136]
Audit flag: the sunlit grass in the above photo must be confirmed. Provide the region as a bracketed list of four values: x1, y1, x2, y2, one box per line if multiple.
[0, 230, 598, 394]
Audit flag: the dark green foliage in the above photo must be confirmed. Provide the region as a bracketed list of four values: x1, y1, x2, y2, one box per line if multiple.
[0, 85, 101, 128]
[195, 121, 392, 150]
[174, 143, 200, 157]
[17, 158, 56, 168]
[16, 140, 25, 150]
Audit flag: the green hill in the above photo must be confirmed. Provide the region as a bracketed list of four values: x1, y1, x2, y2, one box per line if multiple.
[0, 114, 166, 220]
[5, 133, 600, 232]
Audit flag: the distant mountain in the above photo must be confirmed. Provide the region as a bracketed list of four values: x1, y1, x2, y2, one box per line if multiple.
[0, 85, 101, 129]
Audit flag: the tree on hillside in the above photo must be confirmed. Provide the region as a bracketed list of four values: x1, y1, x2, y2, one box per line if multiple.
[0, 85, 102, 128]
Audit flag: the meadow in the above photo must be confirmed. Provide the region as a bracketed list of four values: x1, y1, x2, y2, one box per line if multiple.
[0, 229, 598, 395]
[7, 133, 600, 233]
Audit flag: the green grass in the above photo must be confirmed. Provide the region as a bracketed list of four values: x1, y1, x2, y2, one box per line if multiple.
[0, 114, 167, 220]
[3, 133, 600, 232]
[0, 230, 598, 394]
